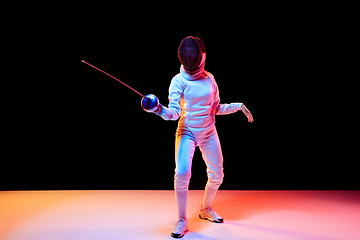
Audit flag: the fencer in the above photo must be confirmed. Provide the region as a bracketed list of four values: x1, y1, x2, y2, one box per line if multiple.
[148, 36, 254, 238]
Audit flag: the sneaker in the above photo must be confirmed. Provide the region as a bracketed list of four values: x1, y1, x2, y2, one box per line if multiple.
[170, 217, 188, 238]
[199, 205, 224, 223]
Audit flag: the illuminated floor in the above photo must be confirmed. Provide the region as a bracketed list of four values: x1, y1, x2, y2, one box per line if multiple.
[1, 190, 360, 240]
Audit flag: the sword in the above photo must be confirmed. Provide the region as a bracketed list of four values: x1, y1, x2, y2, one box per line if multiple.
[81, 60, 159, 112]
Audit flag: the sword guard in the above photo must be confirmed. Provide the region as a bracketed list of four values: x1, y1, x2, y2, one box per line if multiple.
[141, 94, 159, 112]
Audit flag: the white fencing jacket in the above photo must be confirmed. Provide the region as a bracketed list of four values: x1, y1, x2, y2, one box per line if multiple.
[160, 65, 243, 128]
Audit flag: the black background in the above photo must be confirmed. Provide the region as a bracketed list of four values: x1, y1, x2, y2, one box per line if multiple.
[3, 3, 354, 190]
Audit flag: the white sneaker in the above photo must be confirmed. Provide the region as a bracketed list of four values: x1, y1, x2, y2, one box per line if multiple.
[199, 205, 224, 223]
[170, 217, 188, 238]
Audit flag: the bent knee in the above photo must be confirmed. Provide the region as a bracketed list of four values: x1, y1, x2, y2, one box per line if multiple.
[207, 169, 224, 188]
[174, 170, 192, 190]
[207, 177, 223, 188]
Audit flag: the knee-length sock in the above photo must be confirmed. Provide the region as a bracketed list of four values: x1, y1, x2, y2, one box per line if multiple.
[175, 189, 188, 218]
[202, 183, 219, 208]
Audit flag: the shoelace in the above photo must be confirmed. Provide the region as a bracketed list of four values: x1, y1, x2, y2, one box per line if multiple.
[172, 217, 187, 224]
[200, 205, 213, 212]
[172, 218, 187, 232]
[201, 206, 222, 220]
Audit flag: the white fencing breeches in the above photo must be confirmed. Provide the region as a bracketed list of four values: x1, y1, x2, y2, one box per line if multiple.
[174, 123, 224, 218]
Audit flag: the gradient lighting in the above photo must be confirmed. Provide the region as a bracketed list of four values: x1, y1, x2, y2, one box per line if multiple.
[1, 190, 360, 240]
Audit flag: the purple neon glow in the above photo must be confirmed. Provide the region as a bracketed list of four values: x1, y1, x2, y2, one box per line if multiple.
[81, 60, 145, 98]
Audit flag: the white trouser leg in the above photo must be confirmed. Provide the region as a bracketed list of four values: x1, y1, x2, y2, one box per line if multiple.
[174, 128, 197, 218]
[197, 125, 224, 208]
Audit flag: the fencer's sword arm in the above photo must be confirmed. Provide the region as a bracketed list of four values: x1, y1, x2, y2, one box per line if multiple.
[155, 78, 182, 121]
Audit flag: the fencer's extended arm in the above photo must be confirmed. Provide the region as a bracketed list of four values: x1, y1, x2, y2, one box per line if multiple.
[211, 75, 253, 122]
[215, 102, 253, 122]
[215, 102, 243, 115]
[211, 76, 243, 115]
[154, 77, 182, 121]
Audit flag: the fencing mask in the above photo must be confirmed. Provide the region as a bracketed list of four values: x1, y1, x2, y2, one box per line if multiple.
[178, 36, 206, 71]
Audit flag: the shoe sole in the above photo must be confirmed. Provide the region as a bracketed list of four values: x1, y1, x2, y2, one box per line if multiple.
[199, 214, 224, 223]
[170, 229, 188, 238]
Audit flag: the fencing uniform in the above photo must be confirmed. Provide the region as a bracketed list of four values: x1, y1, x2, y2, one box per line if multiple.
[152, 36, 252, 238]
[158, 64, 243, 218]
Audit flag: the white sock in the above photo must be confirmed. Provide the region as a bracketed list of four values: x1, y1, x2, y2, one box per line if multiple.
[175, 189, 188, 218]
[202, 183, 219, 208]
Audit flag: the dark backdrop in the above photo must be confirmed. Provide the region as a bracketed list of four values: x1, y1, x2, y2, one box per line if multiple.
[3, 4, 354, 190]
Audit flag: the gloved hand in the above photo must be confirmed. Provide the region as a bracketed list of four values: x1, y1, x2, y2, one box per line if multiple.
[241, 104, 254, 122]
[141, 94, 164, 117]
[153, 104, 163, 116]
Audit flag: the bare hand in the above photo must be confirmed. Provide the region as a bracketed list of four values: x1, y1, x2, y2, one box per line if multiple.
[241, 104, 254, 123]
